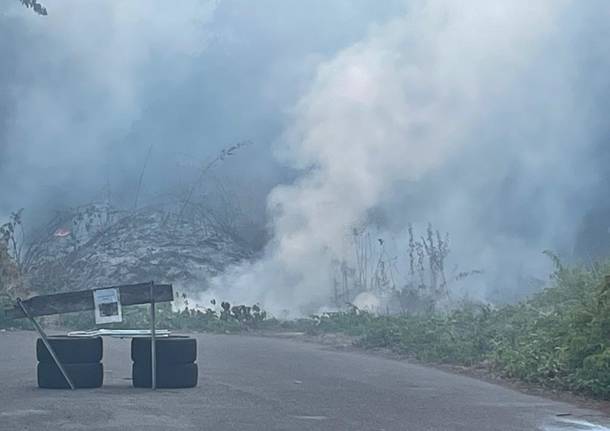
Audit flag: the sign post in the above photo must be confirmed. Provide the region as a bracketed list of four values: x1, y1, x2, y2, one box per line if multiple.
[149, 281, 157, 390]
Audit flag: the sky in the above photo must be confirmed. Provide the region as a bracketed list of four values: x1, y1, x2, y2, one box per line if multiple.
[1, 0, 610, 312]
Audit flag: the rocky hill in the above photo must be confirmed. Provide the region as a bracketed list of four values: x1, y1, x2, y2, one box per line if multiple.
[23, 204, 252, 296]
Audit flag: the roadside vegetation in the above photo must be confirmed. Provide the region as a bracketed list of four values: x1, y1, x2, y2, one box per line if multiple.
[305, 257, 610, 400]
[0, 211, 30, 328]
[42, 256, 610, 400]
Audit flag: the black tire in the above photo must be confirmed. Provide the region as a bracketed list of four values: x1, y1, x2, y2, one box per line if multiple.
[132, 362, 198, 389]
[131, 336, 197, 365]
[37, 336, 103, 364]
[37, 362, 103, 389]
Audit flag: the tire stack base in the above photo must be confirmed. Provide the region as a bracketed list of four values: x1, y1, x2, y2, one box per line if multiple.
[36, 336, 104, 389]
[131, 336, 198, 388]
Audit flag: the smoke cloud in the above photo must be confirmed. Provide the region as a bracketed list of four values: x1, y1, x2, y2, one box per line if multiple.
[207, 1, 608, 314]
[0, 0, 403, 224]
[0, 1, 221, 223]
[2, 1, 610, 313]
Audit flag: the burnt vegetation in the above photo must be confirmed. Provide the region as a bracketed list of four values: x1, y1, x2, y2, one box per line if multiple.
[332, 222, 481, 313]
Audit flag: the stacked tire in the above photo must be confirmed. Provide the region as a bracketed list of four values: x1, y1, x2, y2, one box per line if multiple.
[36, 336, 104, 389]
[131, 336, 198, 388]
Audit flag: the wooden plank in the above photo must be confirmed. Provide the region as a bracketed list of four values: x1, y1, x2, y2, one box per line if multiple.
[4, 282, 173, 320]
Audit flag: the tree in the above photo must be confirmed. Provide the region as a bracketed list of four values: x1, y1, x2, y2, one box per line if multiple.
[18, 0, 47, 16]
[0, 239, 23, 302]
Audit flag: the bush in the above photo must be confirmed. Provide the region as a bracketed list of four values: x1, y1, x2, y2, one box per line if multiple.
[58, 301, 273, 334]
[304, 258, 610, 399]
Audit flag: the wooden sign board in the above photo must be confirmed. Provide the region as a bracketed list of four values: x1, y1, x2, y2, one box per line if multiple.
[4, 282, 173, 320]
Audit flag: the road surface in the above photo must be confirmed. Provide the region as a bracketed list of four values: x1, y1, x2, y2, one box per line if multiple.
[0, 330, 608, 430]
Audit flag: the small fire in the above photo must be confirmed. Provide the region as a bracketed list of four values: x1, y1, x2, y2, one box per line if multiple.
[53, 228, 71, 238]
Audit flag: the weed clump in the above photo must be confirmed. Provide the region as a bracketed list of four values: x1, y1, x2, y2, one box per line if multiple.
[307, 258, 610, 399]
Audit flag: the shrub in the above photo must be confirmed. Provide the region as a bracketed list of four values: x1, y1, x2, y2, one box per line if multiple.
[306, 258, 610, 399]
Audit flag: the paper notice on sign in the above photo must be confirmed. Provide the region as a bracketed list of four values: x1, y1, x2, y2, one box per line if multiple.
[93, 288, 122, 324]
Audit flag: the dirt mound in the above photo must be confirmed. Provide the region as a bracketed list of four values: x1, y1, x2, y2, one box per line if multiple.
[24, 204, 251, 295]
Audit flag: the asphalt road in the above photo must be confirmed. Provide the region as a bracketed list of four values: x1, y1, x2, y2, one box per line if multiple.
[0, 330, 608, 431]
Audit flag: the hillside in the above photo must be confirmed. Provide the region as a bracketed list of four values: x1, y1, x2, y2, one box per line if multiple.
[22, 204, 252, 295]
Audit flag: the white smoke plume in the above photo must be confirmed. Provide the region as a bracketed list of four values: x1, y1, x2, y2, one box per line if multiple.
[207, 1, 600, 314]
[3, 1, 606, 314]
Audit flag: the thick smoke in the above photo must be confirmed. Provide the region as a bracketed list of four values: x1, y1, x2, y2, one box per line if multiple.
[207, 1, 605, 314]
[2, 1, 609, 313]
[0, 0, 403, 225]
[0, 1, 217, 219]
